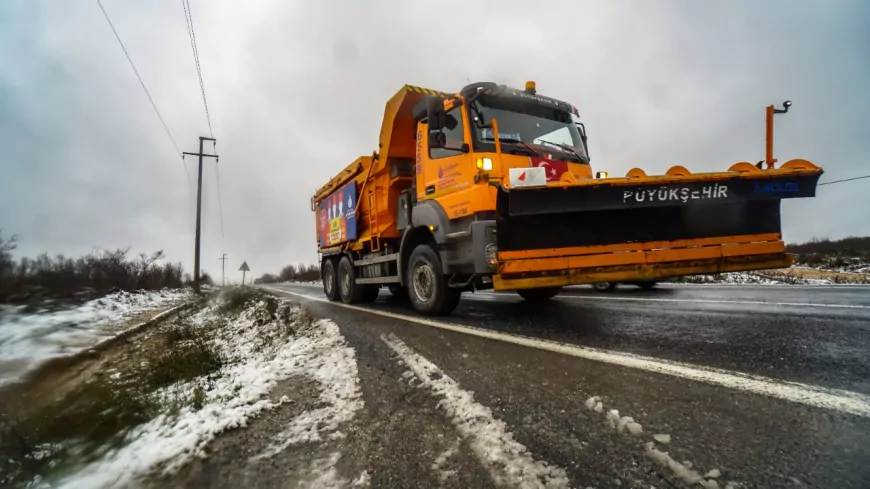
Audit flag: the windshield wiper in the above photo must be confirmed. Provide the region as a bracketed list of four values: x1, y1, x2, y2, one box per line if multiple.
[504, 139, 540, 156]
[537, 139, 585, 162]
[482, 136, 540, 156]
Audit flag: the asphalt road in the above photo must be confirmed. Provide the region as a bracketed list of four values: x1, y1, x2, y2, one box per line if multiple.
[263, 282, 870, 489]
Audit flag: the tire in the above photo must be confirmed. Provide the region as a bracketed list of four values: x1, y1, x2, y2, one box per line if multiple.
[360, 285, 380, 303]
[636, 281, 657, 290]
[322, 259, 339, 301]
[592, 282, 617, 292]
[517, 286, 562, 302]
[338, 256, 364, 304]
[406, 244, 461, 316]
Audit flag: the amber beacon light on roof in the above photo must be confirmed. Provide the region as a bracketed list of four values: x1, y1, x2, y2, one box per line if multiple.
[310, 81, 823, 316]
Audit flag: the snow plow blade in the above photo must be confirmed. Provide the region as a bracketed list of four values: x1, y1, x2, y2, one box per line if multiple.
[492, 160, 822, 290]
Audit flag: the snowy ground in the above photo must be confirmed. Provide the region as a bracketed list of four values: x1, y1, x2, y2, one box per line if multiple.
[795, 263, 870, 274]
[0, 289, 190, 386]
[42, 294, 362, 489]
[282, 280, 322, 285]
[671, 271, 836, 285]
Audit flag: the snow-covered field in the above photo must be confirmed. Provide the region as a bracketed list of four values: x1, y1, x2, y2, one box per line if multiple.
[0, 289, 190, 386]
[671, 271, 833, 285]
[795, 263, 870, 274]
[49, 295, 361, 489]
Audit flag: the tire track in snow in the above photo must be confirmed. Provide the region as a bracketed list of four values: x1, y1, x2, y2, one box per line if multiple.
[382, 333, 570, 489]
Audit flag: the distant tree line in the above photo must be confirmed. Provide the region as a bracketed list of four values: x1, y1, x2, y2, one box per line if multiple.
[785, 236, 870, 268]
[254, 263, 320, 284]
[0, 229, 206, 303]
[786, 236, 870, 255]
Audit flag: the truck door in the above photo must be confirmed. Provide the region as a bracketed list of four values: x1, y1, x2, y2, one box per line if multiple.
[416, 105, 473, 213]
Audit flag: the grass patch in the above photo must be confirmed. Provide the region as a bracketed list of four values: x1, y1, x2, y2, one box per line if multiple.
[217, 286, 267, 314]
[0, 303, 227, 487]
[0, 288, 307, 487]
[145, 336, 224, 390]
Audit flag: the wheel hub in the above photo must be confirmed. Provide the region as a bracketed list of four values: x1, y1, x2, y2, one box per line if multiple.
[325, 267, 334, 292]
[341, 267, 351, 295]
[412, 262, 435, 303]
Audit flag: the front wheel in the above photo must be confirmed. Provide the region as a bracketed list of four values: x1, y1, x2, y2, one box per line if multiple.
[322, 259, 339, 301]
[517, 286, 562, 302]
[406, 244, 460, 316]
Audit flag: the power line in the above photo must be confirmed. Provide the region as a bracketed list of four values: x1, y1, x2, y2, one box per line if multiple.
[182, 0, 222, 238]
[96, 0, 191, 190]
[182, 0, 213, 138]
[818, 174, 870, 186]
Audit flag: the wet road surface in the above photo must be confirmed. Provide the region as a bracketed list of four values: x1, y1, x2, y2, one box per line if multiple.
[263, 282, 870, 488]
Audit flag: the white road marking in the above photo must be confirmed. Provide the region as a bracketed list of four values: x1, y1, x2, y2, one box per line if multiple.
[262, 286, 870, 418]
[469, 292, 870, 310]
[383, 333, 570, 488]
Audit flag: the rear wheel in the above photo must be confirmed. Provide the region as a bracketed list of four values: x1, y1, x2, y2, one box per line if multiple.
[322, 259, 339, 301]
[338, 256, 364, 304]
[360, 285, 380, 303]
[635, 280, 657, 290]
[517, 286, 562, 302]
[406, 244, 460, 316]
[593, 282, 617, 292]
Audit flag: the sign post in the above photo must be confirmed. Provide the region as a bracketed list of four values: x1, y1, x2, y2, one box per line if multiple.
[239, 261, 250, 286]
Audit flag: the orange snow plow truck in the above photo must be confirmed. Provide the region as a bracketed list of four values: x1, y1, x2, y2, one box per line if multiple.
[311, 81, 822, 315]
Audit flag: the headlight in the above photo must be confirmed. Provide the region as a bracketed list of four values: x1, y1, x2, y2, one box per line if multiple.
[485, 243, 498, 269]
[477, 157, 493, 171]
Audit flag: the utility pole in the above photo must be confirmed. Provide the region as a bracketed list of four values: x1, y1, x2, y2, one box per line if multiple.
[219, 253, 228, 286]
[183, 137, 218, 293]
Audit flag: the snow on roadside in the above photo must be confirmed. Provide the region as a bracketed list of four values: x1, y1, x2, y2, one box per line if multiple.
[431, 437, 462, 482]
[0, 288, 190, 386]
[252, 316, 363, 459]
[585, 395, 737, 488]
[53, 298, 362, 489]
[672, 272, 822, 285]
[383, 333, 570, 489]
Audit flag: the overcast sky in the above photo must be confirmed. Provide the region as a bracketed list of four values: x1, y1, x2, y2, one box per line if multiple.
[1, 0, 868, 281]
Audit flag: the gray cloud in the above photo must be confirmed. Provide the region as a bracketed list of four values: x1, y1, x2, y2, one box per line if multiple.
[2, 0, 868, 281]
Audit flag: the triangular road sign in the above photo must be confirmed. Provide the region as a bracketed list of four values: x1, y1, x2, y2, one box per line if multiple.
[239, 261, 250, 272]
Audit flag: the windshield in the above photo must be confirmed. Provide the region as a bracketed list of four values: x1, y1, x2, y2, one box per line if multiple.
[468, 98, 588, 163]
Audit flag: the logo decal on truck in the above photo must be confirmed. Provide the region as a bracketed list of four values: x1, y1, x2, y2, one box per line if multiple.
[753, 182, 799, 194]
[415, 131, 423, 175]
[317, 181, 358, 247]
[622, 184, 729, 204]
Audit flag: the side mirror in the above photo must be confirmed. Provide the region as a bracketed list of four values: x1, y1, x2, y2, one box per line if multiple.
[427, 98, 446, 131]
[577, 122, 591, 161]
[428, 131, 446, 149]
